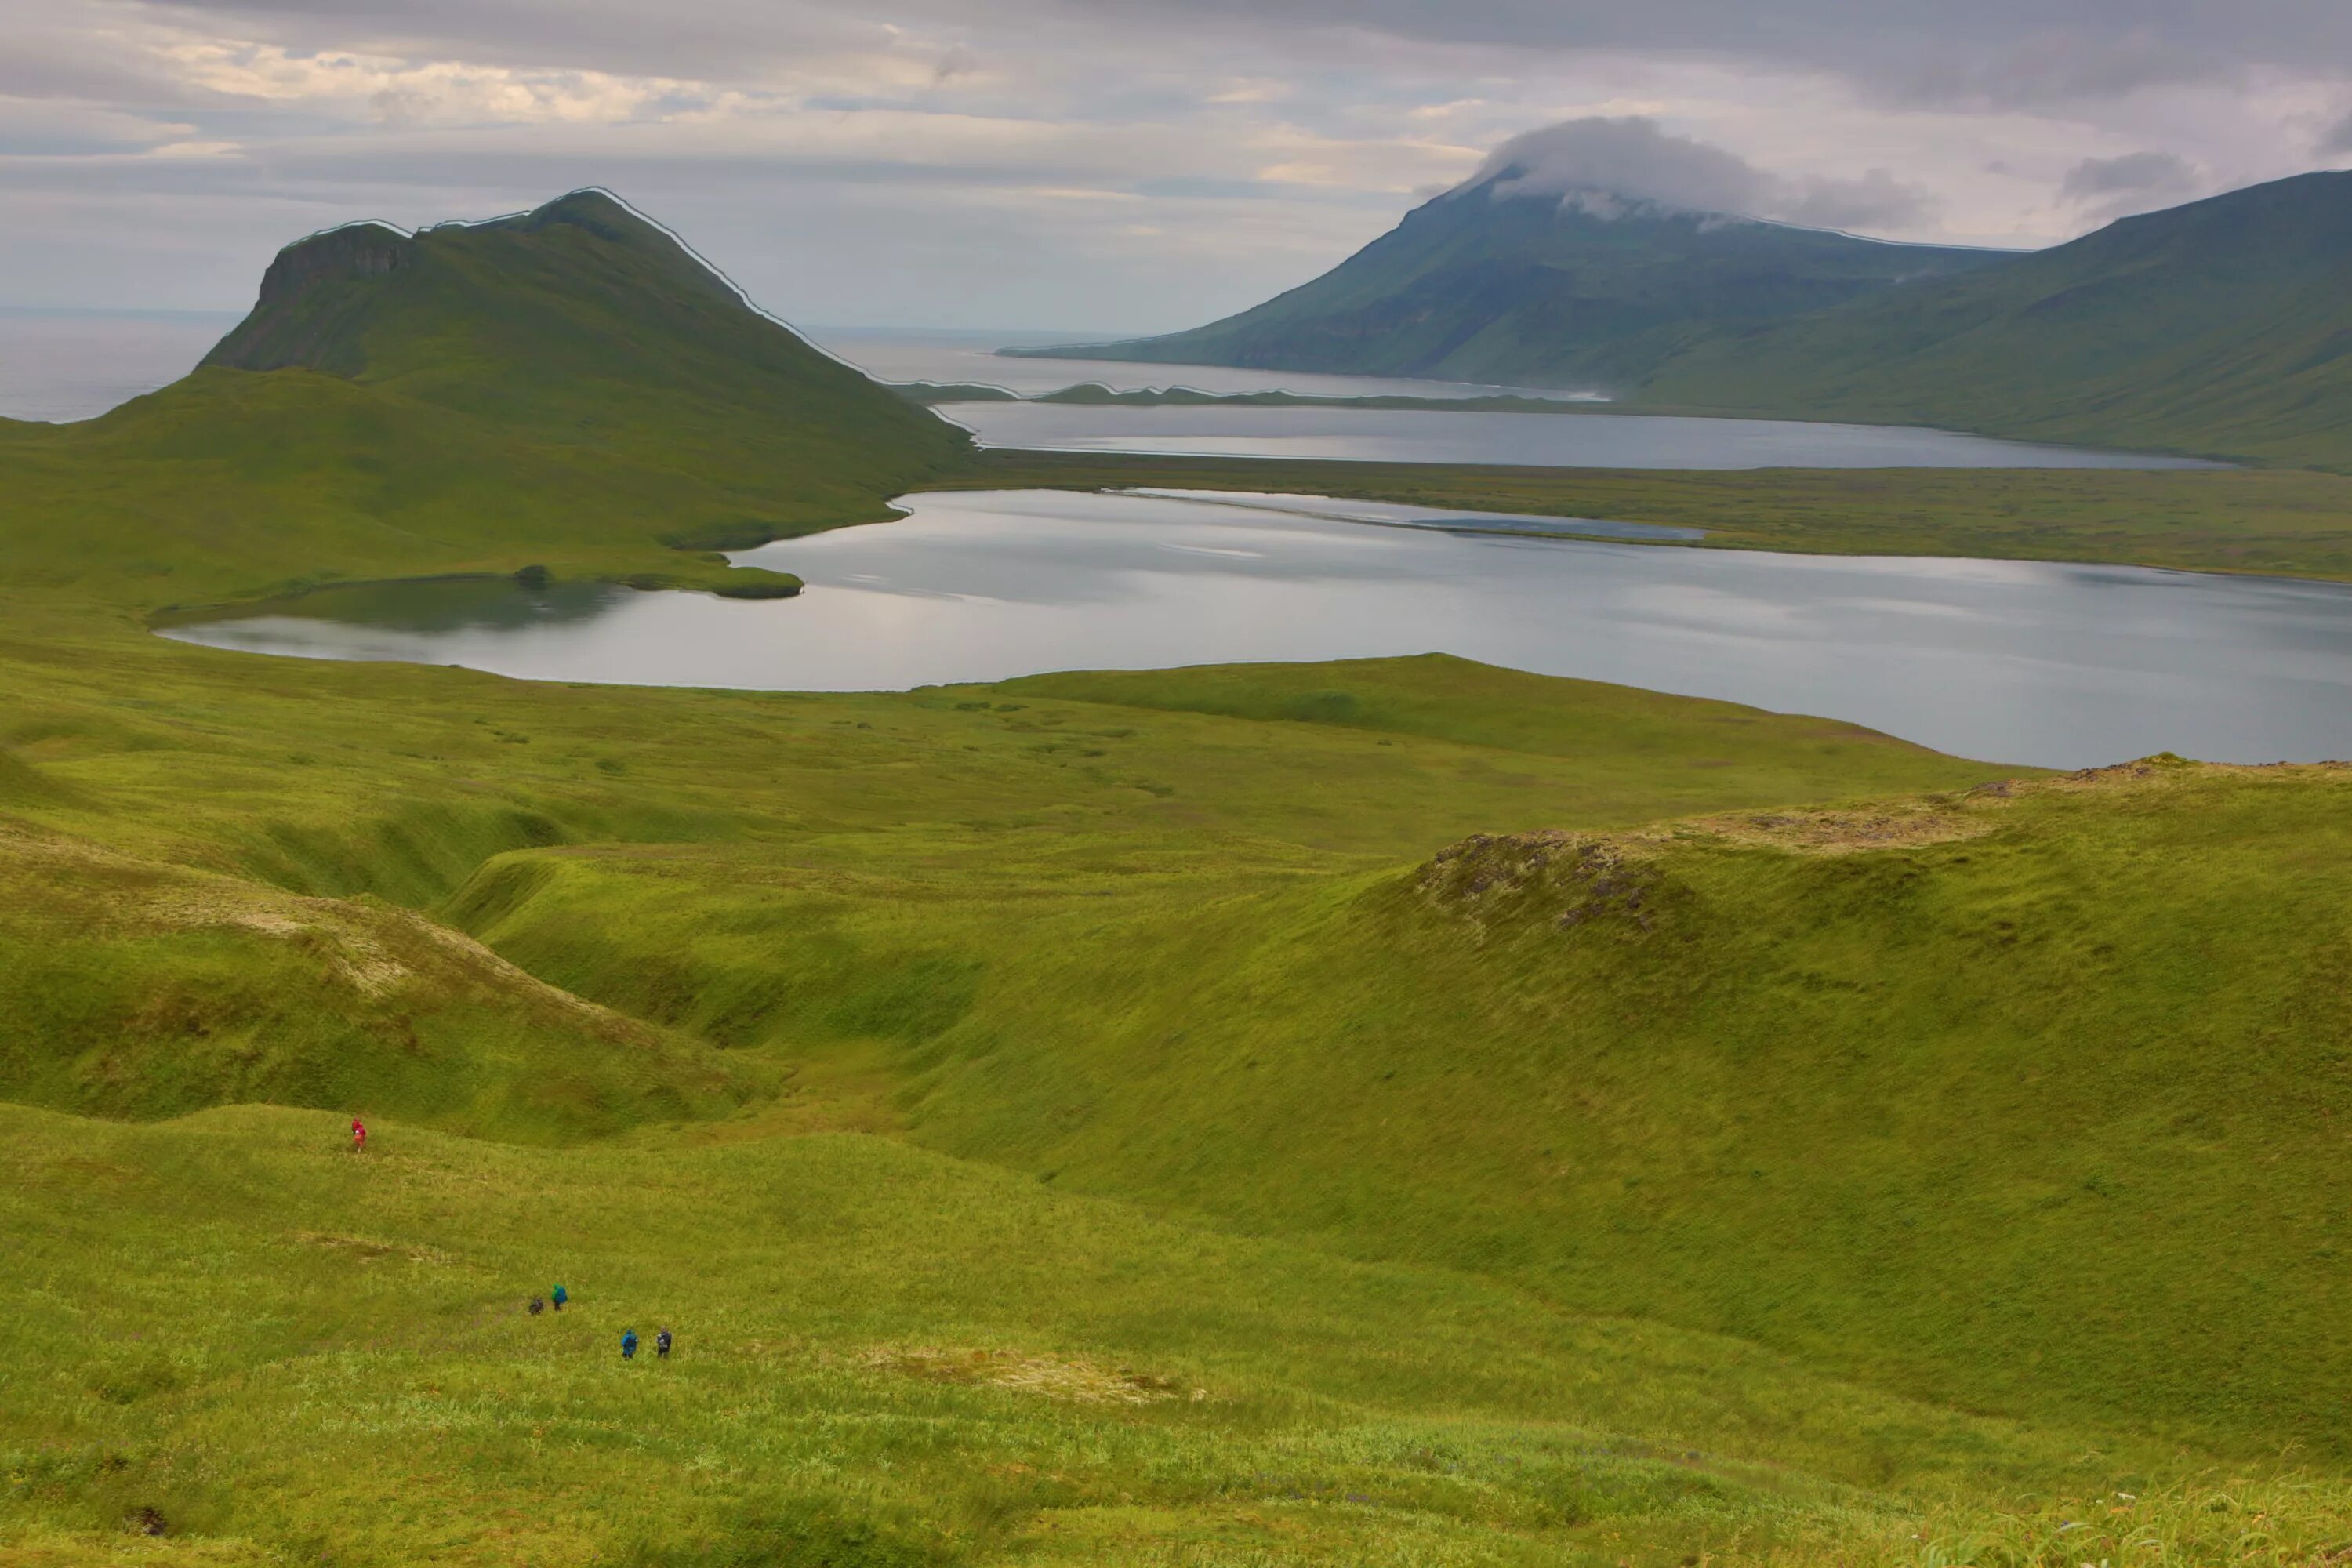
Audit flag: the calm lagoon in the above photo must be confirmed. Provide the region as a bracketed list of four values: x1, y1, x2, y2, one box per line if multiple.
[943, 401, 2222, 470]
[162, 488, 2352, 769]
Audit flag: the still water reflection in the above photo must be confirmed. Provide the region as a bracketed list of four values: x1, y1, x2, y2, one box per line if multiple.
[161, 488, 2352, 768]
[945, 402, 2223, 470]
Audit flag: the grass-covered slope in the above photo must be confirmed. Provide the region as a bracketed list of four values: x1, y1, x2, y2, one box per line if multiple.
[1639, 171, 2352, 466]
[1024, 180, 2002, 390]
[855, 760, 2352, 1457]
[440, 727, 2352, 1461]
[0, 626, 2005, 1131]
[0, 822, 751, 1141]
[0, 189, 967, 608]
[25, 1101, 2333, 1568]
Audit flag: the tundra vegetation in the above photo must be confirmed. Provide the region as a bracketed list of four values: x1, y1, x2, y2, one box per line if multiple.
[4, 191, 2350, 1565]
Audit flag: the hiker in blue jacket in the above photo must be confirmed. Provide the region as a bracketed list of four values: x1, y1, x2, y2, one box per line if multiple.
[621, 1329, 637, 1361]
[550, 1283, 567, 1312]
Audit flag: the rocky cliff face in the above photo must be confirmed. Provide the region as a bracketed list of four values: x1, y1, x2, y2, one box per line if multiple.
[252, 223, 416, 307]
[204, 221, 419, 376]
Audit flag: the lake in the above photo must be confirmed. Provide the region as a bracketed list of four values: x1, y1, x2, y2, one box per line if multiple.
[804, 328, 1603, 401]
[162, 487, 2352, 769]
[815, 329, 2213, 469]
[940, 401, 2220, 470]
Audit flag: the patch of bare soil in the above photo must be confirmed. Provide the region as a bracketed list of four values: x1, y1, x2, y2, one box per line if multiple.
[1686, 801, 1994, 854]
[1418, 832, 1664, 932]
[862, 1346, 1203, 1406]
[289, 1231, 452, 1266]
[2045, 755, 2352, 791]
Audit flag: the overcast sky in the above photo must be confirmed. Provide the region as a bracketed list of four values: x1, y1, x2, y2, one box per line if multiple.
[4, 0, 2349, 330]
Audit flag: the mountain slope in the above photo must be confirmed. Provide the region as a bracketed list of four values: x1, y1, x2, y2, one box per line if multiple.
[455, 733, 2352, 1458]
[1638, 171, 2352, 466]
[0, 189, 968, 608]
[1038, 176, 2005, 390]
[201, 188, 939, 463]
[0, 822, 756, 1141]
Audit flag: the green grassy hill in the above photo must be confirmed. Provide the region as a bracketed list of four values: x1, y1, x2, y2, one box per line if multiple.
[24, 1100, 2330, 1568]
[0, 822, 754, 1142]
[1637, 172, 2352, 466]
[0, 188, 967, 608]
[1021, 179, 2001, 390]
[444, 684, 2352, 1462]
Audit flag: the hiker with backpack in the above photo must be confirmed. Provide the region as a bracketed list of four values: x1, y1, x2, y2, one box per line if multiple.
[655, 1328, 672, 1360]
[551, 1283, 567, 1312]
[350, 1116, 366, 1154]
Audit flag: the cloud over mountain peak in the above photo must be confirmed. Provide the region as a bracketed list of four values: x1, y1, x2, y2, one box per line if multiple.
[1460, 115, 1938, 236]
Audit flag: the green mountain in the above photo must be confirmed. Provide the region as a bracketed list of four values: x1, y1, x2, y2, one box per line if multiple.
[0, 187, 967, 605]
[1034, 174, 2005, 390]
[1044, 164, 2352, 467]
[203, 188, 924, 448]
[1639, 171, 2352, 466]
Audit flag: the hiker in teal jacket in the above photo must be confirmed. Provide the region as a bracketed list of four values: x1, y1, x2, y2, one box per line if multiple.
[621, 1329, 638, 1361]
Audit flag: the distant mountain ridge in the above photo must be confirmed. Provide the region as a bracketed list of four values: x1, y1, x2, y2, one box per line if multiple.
[1044, 165, 2352, 468]
[1030, 169, 2009, 390]
[1639, 171, 2352, 466]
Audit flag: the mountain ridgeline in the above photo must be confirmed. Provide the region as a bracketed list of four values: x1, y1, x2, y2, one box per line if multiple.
[1639, 172, 2352, 465]
[7, 189, 969, 604]
[201, 187, 967, 500]
[1035, 173, 2008, 390]
[1057, 167, 2352, 467]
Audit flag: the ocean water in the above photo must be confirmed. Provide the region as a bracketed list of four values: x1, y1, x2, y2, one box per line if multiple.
[804, 327, 1603, 401]
[0, 310, 239, 423]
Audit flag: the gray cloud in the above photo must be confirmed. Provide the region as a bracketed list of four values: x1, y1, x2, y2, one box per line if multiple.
[2061, 150, 2196, 198]
[1468, 117, 1768, 212]
[118, 0, 2352, 107]
[1782, 169, 1941, 231]
[1465, 117, 1940, 235]
[2058, 150, 2202, 220]
[6, 0, 2351, 323]
[1058, 1, 2352, 107]
[1872, 27, 2228, 108]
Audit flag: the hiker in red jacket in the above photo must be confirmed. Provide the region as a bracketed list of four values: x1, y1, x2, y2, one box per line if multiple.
[351, 1116, 367, 1154]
